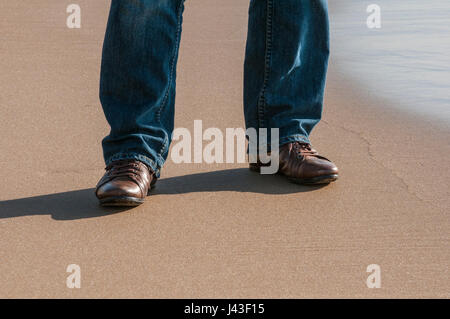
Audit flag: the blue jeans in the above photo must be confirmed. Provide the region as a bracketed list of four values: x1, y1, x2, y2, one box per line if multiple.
[100, 0, 329, 177]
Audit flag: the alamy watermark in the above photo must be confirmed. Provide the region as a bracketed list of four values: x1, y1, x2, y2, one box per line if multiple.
[367, 4, 381, 29]
[366, 264, 381, 288]
[66, 4, 81, 29]
[170, 120, 279, 174]
[66, 264, 81, 289]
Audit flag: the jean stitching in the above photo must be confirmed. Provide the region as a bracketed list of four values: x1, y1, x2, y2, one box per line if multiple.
[257, 0, 273, 129]
[156, 0, 184, 158]
[158, 134, 169, 159]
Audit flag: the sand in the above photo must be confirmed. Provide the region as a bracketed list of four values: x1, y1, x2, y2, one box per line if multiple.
[0, 0, 448, 298]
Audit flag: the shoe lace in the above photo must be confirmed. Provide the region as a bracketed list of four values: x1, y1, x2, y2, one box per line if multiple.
[105, 160, 143, 184]
[292, 142, 318, 158]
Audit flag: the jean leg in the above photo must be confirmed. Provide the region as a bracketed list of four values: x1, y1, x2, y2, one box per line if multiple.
[100, 0, 186, 176]
[244, 0, 330, 147]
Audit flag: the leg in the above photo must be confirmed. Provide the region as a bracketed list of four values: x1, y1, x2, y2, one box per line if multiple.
[245, 0, 338, 184]
[244, 0, 330, 145]
[100, 0, 186, 177]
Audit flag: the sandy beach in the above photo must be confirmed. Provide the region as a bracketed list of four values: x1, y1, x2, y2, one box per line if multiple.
[0, 0, 449, 298]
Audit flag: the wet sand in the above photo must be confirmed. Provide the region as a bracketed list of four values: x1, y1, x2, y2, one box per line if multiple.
[330, 0, 450, 123]
[0, 0, 449, 298]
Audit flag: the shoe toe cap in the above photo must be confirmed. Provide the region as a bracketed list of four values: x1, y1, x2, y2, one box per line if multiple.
[303, 157, 339, 178]
[96, 178, 142, 199]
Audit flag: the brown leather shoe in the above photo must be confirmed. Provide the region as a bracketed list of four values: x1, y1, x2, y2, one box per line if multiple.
[249, 142, 339, 185]
[95, 159, 157, 206]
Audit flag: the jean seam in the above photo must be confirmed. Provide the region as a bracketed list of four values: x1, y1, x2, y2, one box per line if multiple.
[257, 0, 273, 129]
[156, 0, 184, 158]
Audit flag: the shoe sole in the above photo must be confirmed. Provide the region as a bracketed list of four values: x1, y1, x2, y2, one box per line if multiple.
[249, 165, 338, 185]
[288, 174, 339, 185]
[99, 196, 144, 207]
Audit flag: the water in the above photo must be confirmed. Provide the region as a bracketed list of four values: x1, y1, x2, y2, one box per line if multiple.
[330, 0, 450, 123]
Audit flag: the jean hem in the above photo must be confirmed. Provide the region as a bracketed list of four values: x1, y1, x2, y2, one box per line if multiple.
[105, 153, 162, 178]
[279, 134, 310, 147]
[248, 134, 311, 154]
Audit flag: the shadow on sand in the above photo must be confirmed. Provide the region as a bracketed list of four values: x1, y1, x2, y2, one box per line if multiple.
[0, 168, 327, 220]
